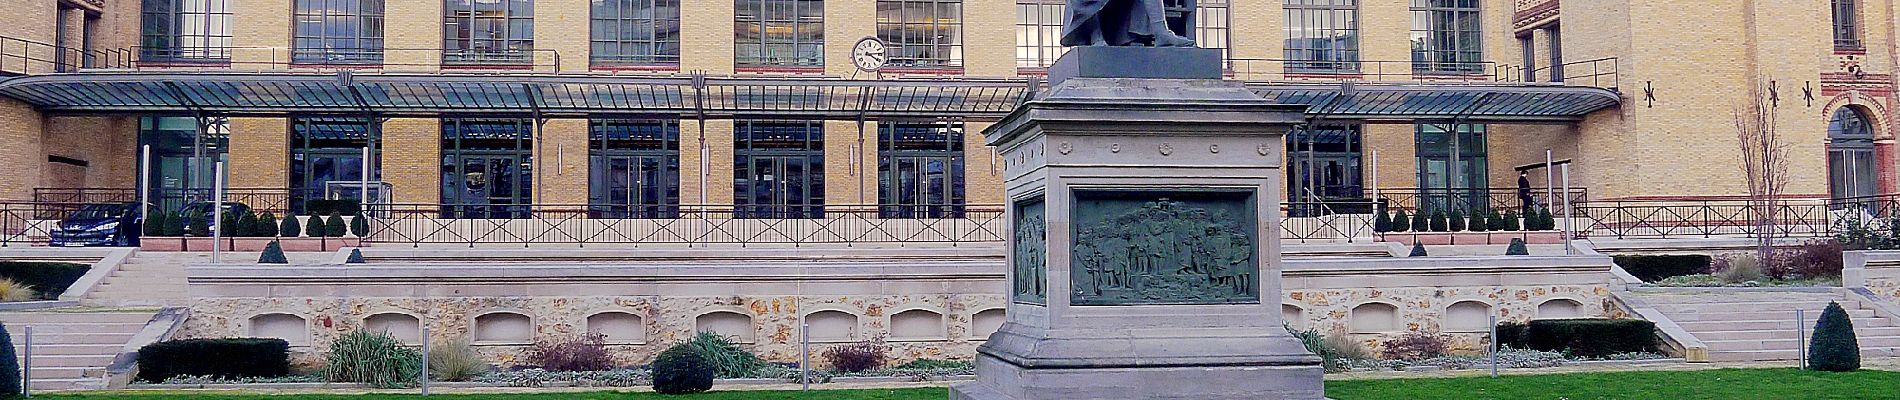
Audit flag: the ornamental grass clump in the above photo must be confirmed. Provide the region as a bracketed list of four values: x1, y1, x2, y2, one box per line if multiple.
[1809, 302, 1861, 372]
[0, 279, 36, 303]
[429, 338, 488, 382]
[525, 332, 615, 372]
[686, 331, 768, 378]
[326, 329, 422, 388]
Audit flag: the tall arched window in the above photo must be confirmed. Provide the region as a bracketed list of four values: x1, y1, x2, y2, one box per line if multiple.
[1835, 0, 1861, 49]
[1829, 107, 1877, 199]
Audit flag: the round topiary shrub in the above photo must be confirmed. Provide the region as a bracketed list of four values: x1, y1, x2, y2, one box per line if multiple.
[652, 344, 714, 395]
[1809, 301, 1861, 372]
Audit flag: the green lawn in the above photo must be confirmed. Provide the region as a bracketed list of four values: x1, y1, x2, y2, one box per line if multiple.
[36, 388, 945, 400]
[1328, 368, 1900, 400]
[31, 369, 1900, 399]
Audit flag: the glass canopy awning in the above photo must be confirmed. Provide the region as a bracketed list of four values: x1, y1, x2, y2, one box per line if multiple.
[0, 72, 1620, 122]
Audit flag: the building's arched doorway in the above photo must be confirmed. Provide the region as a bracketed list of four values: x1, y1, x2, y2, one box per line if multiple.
[1829, 107, 1878, 199]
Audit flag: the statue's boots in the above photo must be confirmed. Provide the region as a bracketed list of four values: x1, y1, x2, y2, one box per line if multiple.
[1151, 31, 1196, 47]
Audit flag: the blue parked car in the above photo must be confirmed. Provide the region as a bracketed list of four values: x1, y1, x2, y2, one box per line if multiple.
[48, 203, 142, 247]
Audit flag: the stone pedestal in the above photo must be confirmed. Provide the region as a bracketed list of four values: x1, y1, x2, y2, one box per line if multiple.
[951, 49, 1324, 400]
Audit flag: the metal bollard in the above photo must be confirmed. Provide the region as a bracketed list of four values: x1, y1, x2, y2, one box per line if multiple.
[1488, 315, 1498, 378]
[420, 324, 431, 396]
[801, 323, 811, 391]
[1797, 309, 1807, 370]
[22, 326, 31, 398]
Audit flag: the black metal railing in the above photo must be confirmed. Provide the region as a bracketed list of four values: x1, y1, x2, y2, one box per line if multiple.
[1, 36, 136, 75]
[1494, 57, 1621, 90]
[1377, 187, 1588, 216]
[1574, 194, 1900, 240]
[0, 201, 78, 246]
[358, 203, 1005, 247]
[31, 188, 290, 217]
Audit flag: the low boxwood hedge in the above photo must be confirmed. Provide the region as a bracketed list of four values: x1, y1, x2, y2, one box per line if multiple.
[1613, 255, 1711, 282]
[136, 338, 291, 383]
[1498, 318, 1658, 358]
[0, 261, 90, 299]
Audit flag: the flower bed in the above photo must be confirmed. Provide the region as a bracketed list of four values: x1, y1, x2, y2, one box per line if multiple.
[1338, 349, 1672, 372]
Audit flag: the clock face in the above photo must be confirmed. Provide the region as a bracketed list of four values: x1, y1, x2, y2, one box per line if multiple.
[852, 38, 887, 72]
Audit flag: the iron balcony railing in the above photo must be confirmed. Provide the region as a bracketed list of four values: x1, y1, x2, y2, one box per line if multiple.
[0, 36, 136, 75]
[356, 203, 1004, 247]
[127, 46, 566, 73]
[1377, 187, 1588, 216]
[31, 188, 290, 217]
[1227, 57, 1620, 91]
[1574, 195, 1900, 240]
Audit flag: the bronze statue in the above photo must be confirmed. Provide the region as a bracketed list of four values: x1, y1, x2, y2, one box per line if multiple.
[1061, 0, 1196, 47]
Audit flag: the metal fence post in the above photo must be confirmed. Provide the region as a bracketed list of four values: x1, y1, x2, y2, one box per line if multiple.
[420, 323, 430, 396]
[211, 161, 225, 264]
[801, 322, 811, 391]
[1489, 315, 1499, 378]
[1797, 308, 1807, 370]
[22, 326, 31, 398]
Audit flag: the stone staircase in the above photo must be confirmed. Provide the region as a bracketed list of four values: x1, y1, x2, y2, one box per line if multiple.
[0, 310, 155, 391]
[80, 252, 196, 307]
[1631, 289, 1900, 362]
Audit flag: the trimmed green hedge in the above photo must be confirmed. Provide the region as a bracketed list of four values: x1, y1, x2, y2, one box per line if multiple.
[136, 338, 290, 383]
[1614, 255, 1711, 282]
[0, 261, 90, 299]
[1498, 318, 1658, 358]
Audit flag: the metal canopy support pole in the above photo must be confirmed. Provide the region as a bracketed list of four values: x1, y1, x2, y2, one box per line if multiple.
[691, 73, 709, 206]
[212, 161, 225, 264]
[1544, 149, 1555, 210]
[191, 113, 207, 202]
[139, 145, 152, 225]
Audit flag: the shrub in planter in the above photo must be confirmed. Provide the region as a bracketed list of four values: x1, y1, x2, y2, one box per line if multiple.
[1391, 210, 1412, 232]
[1487, 210, 1507, 231]
[0, 324, 18, 399]
[1536, 207, 1557, 231]
[303, 215, 324, 238]
[136, 338, 290, 382]
[279, 214, 302, 237]
[350, 213, 370, 237]
[1519, 319, 1658, 358]
[186, 214, 211, 237]
[1379, 331, 1449, 361]
[652, 344, 714, 394]
[326, 329, 422, 388]
[429, 338, 488, 382]
[256, 213, 279, 237]
[219, 211, 240, 238]
[1448, 210, 1467, 232]
[304, 199, 362, 217]
[143, 212, 168, 237]
[324, 213, 347, 237]
[1503, 211, 1523, 231]
[1809, 301, 1860, 372]
[1506, 238, 1529, 255]
[258, 241, 289, 264]
[0, 261, 89, 299]
[1468, 211, 1488, 232]
[686, 331, 768, 378]
[162, 211, 186, 236]
[1429, 210, 1449, 232]
[822, 340, 889, 373]
[1410, 210, 1428, 233]
[1373, 210, 1392, 233]
[526, 332, 615, 372]
[1409, 242, 1428, 257]
[236, 211, 260, 237]
[1612, 255, 1711, 282]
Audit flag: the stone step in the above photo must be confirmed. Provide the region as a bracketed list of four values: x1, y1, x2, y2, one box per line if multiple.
[1704, 336, 1900, 351]
[13, 344, 121, 356]
[17, 332, 135, 345]
[1650, 300, 1860, 314]
[25, 366, 97, 380]
[1708, 347, 1900, 362]
[0, 322, 144, 335]
[1665, 309, 1877, 322]
[1693, 326, 1900, 340]
[28, 377, 104, 391]
[1677, 317, 1893, 332]
[17, 354, 116, 368]
[0, 312, 153, 324]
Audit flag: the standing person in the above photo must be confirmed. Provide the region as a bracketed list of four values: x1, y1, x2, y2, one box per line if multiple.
[1517, 171, 1535, 214]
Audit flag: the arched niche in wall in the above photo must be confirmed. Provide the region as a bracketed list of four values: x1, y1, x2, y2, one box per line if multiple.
[1282, 304, 1306, 330]
[695, 311, 755, 343]
[473, 312, 533, 343]
[890, 309, 946, 340]
[250, 313, 309, 347]
[1349, 302, 1400, 333]
[804, 310, 858, 342]
[365, 313, 422, 344]
[1443, 301, 1493, 332]
[1536, 299, 1584, 319]
[970, 309, 1006, 340]
[586, 311, 646, 344]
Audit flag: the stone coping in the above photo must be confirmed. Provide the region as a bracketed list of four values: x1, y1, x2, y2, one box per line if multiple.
[353, 246, 1005, 261]
[128, 375, 978, 391]
[1285, 255, 1613, 276]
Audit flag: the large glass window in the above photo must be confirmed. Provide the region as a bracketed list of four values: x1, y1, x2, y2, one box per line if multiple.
[138, 117, 230, 212]
[879, 121, 965, 218]
[1829, 107, 1877, 199]
[441, 119, 533, 218]
[1414, 123, 1488, 214]
[1409, 0, 1482, 74]
[443, 0, 534, 65]
[140, 0, 232, 62]
[878, 0, 963, 68]
[1015, 0, 1065, 69]
[734, 0, 824, 67]
[292, 0, 385, 64]
[290, 117, 380, 213]
[1835, 0, 1861, 49]
[589, 119, 680, 218]
[1287, 124, 1363, 216]
[734, 121, 825, 219]
[1196, 0, 1230, 63]
[591, 0, 682, 66]
[1285, 0, 1359, 72]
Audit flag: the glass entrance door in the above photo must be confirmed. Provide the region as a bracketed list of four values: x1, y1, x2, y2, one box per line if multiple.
[443, 154, 531, 218]
[1415, 123, 1489, 214]
[595, 155, 678, 218]
[737, 154, 822, 219]
[881, 155, 963, 218]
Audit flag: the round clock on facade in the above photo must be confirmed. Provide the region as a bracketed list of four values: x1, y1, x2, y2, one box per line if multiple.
[852, 37, 888, 72]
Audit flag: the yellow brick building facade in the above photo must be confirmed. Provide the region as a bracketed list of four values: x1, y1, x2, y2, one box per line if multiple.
[0, 0, 1892, 211]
